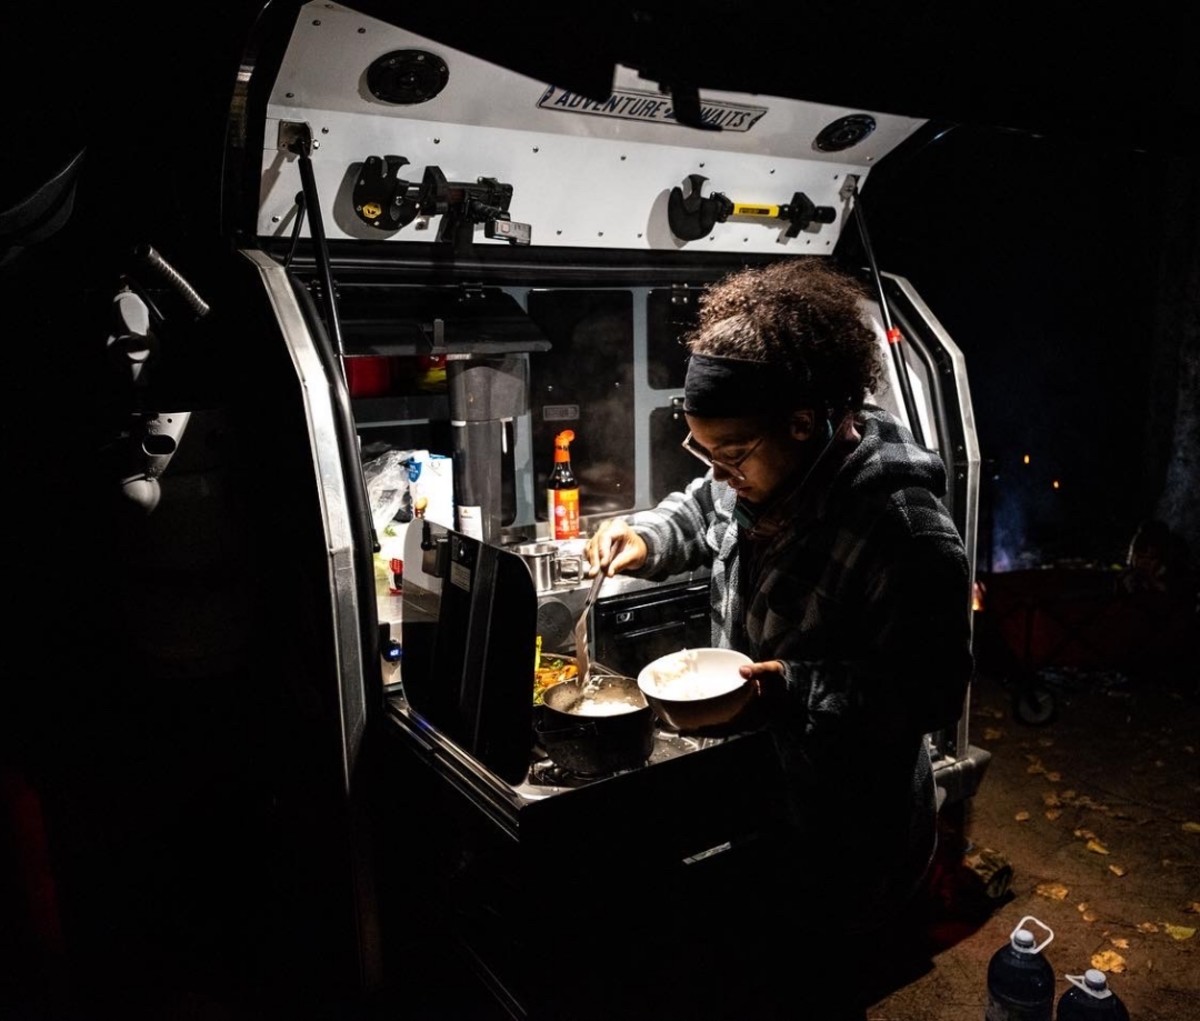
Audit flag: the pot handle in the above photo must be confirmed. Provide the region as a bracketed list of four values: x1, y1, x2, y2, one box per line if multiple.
[534, 719, 598, 741]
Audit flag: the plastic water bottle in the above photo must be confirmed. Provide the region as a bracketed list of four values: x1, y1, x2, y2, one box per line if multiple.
[985, 915, 1056, 1020]
[1056, 969, 1130, 1020]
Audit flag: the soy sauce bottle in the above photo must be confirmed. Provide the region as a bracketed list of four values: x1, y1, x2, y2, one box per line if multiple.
[1056, 970, 1130, 1020]
[547, 429, 580, 539]
[986, 916, 1056, 1021]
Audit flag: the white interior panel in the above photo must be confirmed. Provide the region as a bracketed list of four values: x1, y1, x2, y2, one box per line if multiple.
[259, 2, 928, 253]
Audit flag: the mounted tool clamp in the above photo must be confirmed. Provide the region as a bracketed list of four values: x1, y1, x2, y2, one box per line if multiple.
[667, 173, 836, 242]
[352, 155, 531, 254]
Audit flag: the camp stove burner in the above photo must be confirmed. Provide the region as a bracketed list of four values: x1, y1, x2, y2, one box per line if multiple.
[523, 730, 723, 795]
[528, 759, 617, 788]
[648, 731, 710, 762]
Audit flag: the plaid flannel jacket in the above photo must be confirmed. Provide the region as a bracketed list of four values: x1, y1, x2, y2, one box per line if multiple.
[627, 406, 974, 921]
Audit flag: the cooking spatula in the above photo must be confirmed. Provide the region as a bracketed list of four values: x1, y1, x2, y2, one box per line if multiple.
[574, 569, 605, 690]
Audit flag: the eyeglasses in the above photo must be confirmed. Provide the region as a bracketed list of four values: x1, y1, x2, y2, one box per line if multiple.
[681, 431, 765, 483]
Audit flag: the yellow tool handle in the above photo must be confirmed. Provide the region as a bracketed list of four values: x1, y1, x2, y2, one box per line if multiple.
[730, 202, 781, 219]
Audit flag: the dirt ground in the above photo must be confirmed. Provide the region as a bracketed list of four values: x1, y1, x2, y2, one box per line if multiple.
[866, 660, 1200, 1020]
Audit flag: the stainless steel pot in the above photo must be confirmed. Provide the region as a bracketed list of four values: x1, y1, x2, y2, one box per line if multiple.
[536, 675, 654, 775]
[512, 541, 582, 595]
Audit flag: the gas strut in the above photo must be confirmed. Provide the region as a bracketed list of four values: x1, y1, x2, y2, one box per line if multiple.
[285, 126, 346, 362]
[843, 176, 925, 448]
[283, 122, 385, 598]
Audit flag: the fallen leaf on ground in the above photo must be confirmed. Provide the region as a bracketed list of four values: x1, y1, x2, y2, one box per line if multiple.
[1082, 909, 1099, 922]
[1182, 821, 1200, 834]
[1091, 950, 1125, 973]
[1074, 828, 1097, 840]
[1137, 921, 1160, 933]
[1110, 938, 1129, 949]
[983, 727, 1004, 740]
[1046, 771, 1062, 782]
[1108, 864, 1127, 877]
[1045, 809, 1063, 821]
[1184, 902, 1200, 914]
[1037, 737, 1055, 747]
[1015, 810, 1031, 822]
[1164, 924, 1196, 941]
[1036, 882, 1069, 900]
[1027, 759, 1046, 775]
[1086, 839, 1111, 855]
[1043, 792, 1061, 807]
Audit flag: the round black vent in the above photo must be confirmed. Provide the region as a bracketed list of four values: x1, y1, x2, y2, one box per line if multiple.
[366, 50, 449, 105]
[813, 114, 877, 152]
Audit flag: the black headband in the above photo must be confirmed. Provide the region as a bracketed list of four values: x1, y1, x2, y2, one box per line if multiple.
[683, 353, 813, 417]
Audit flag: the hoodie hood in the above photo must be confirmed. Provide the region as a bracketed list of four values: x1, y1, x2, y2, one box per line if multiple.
[838, 405, 948, 501]
[739, 405, 946, 540]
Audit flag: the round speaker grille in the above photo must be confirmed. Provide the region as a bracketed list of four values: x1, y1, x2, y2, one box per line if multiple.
[814, 114, 877, 152]
[366, 50, 449, 105]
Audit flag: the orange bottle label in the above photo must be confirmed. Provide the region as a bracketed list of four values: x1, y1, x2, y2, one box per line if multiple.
[548, 488, 580, 539]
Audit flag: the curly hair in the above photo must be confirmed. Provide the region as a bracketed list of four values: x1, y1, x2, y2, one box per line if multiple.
[686, 258, 883, 413]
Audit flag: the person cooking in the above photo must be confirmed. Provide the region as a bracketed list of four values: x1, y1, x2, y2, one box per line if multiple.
[585, 257, 973, 1019]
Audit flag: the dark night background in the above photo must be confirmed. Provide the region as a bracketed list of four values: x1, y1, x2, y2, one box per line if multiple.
[859, 123, 1194, 570]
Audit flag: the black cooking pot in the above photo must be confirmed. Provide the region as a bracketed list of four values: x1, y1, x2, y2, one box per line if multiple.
[536, 675, 654, 775]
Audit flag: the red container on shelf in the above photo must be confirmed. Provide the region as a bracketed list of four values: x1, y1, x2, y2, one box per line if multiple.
[344, 356, 392, 397]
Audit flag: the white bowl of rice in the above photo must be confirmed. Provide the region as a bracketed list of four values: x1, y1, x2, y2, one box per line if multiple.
[636, 648, 755, 732]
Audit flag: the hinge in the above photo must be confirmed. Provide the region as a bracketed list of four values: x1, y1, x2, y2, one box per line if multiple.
[277, 121, 318, 156]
